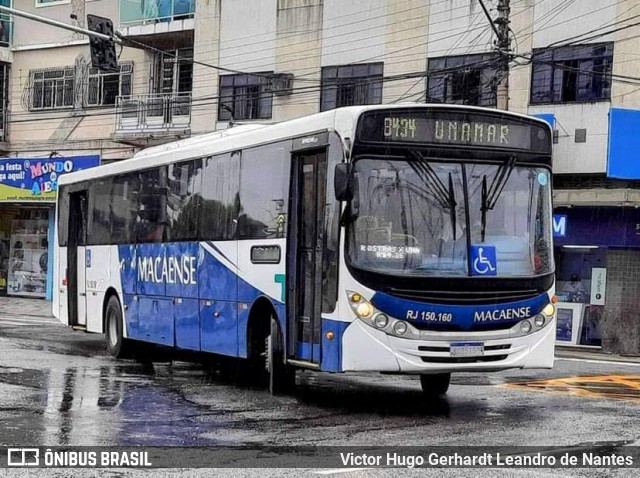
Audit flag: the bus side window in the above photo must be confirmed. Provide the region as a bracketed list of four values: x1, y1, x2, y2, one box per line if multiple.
[197, 153, 240, 241]
[167, 160, 201, 242]
[111, 173, 139, 244]
[137, 167, 169, 243]
[238, 142, 290, 240]
[58, 186, 70, 247]
[88, 178, 113, 245]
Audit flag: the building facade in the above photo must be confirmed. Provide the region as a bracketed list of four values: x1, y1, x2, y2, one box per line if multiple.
[2, 0, 640, 353]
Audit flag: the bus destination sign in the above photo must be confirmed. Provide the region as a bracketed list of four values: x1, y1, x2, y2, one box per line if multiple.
[383, 117, 531, 149]
[357, 111, 550, 152]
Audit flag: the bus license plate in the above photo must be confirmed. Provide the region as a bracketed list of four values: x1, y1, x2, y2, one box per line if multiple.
[450, 342, 484, 357]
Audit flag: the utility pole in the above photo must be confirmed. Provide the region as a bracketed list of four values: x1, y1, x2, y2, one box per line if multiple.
[495, 0, 511, 110]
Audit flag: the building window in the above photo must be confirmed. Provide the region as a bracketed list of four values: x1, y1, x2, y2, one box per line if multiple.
[0, 63, 8, 139]
[29, 67, 75, 110]
[0, 8, 11, 48]
[320, 63, 383, 111]
[427, 54, 498, 106]
[218, 73, 273, 121]
[153, 48, 193, 95]
[531, 43, 613, 104]
[36, 0, 69, 5]
[86, 62, 133, 107]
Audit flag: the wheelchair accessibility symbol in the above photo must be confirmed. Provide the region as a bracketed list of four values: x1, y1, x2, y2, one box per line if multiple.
[470, 245, 497, 276]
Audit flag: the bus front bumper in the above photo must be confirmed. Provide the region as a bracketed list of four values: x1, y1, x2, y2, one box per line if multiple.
[340, 319, 556, 373]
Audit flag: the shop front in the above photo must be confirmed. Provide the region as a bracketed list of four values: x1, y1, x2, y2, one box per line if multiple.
[0, 155, 100, 300]
[553, 206, 640, 353]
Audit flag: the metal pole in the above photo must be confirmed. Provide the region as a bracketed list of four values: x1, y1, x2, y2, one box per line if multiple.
[495, 0, 511, 110]
[0, 5, 122, 44]
[477, 0, 501, 40]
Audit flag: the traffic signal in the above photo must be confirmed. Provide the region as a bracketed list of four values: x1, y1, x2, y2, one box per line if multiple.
[87, 14, 118, 73]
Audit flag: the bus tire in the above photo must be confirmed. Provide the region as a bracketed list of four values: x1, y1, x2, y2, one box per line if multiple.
[267, 317, 295, 395]
[420, 373, 451, 397]
[105, 295, 133, 359]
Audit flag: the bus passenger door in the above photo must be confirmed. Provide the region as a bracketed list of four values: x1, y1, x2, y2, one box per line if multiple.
[288, 149, 327, 364]
[68, 191, 87, 327]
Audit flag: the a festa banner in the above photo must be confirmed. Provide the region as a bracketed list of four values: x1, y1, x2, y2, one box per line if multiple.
[0, 155, 100, 202]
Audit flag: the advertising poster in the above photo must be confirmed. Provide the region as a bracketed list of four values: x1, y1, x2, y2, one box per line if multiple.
[556, 308, 574, 342]
[7, 219, 48, 297]
[0, 155, 100, 202]
[590, 268, 607, 306]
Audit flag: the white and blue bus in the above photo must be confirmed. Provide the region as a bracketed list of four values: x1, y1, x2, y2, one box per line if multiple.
[53, 104, 556, 395]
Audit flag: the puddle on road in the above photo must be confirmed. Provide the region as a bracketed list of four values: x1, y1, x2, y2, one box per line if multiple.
[504, 374, 640, 402]
[0, 362, 233, 446]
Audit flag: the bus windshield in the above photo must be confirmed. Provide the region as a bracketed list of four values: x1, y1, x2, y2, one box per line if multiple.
[346, 157, 553, 278]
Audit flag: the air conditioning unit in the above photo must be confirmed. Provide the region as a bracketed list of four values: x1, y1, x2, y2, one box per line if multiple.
[269, 73, 294, 96]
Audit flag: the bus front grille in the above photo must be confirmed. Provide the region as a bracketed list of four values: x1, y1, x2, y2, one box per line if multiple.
[418, 344, 511, 353]
[420, 355, 509, 364]
[386, 288, 540, 305]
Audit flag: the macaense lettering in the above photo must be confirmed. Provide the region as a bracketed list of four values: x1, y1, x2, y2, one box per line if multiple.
[137, 255, 197, 285]
[473, 307, 531, 322]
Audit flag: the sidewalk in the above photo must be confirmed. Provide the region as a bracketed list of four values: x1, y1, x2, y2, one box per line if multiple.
[556, 346, 640, 365]
[0, 296, 53, 317]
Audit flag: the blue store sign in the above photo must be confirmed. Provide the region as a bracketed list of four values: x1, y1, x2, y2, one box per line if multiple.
[0, 155, 100, 202]
[553, 214, 567, 238]
[554, 207, 640, 247]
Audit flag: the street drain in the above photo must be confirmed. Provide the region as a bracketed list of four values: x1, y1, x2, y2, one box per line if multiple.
[504, 374, 640, 402]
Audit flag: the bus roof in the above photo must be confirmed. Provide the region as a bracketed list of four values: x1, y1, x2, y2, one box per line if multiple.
[58, 104, 550, 186]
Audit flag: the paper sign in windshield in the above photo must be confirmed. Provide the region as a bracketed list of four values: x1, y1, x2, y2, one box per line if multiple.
[361, 245, 421, 260]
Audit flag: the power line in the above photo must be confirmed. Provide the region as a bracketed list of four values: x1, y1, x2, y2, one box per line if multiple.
[6, 0, 640, 136]
[5, 1, 537, 95]
[4, 58, 507, 128]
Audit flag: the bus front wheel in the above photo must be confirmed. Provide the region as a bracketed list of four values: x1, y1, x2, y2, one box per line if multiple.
[419, 373, 451, 397]
[105, 295, 133, 359]
[267, 317, 295, 395]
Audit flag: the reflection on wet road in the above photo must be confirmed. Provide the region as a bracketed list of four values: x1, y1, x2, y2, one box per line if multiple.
[0, 361, 225, 446]
[505, 374, 640, 402]
[3, 312, 640, 450]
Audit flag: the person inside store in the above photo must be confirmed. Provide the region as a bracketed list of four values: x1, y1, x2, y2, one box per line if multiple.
[563, 273, 587, 303]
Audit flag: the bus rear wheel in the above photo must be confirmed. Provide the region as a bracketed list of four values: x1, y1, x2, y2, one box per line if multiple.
[420, 373, 451, 397]
[266, 317, 295, 395]
[105, 295, 133, 359]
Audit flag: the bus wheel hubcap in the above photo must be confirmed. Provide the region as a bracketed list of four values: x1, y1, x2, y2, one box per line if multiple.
[108, 311, 118, 347]
[265, 336, 271, 373]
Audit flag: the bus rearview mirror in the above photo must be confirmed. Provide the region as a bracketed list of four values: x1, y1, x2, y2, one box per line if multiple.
[334, 163, 353, 201]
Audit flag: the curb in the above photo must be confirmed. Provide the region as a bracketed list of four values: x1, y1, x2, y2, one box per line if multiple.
[555, 349, 640, 365]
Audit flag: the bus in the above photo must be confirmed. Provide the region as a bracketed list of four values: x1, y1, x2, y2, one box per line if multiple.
[53, 104, 556, 396]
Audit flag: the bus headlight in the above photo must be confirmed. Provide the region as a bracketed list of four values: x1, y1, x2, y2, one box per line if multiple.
[543, 303, 555, 317]
[356, 302, 374, 318]
[534, 314, 546, 328]
[373, 313, 389, 329]
[520, 320, 532, 334]
[345, 291, 416, 338]
[347, 291, 375, 318]
[393, 322, 408, 336]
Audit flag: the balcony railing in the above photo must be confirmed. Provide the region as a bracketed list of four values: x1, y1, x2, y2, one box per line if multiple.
[119, 0, 195, 26]
[115, 93, 192, 134]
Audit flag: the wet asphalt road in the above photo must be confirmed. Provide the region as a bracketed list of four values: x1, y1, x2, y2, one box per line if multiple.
[2, 307, 640, 477]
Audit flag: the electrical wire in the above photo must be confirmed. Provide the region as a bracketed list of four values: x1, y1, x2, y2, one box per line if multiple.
[7, 0, 640, 140]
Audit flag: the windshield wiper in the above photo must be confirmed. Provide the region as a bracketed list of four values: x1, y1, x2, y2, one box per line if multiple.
[480, 155, 517, 241]
[409, 151, 458, 239]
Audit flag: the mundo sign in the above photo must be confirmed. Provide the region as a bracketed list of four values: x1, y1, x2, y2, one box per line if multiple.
[0, 155, 100, 201]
